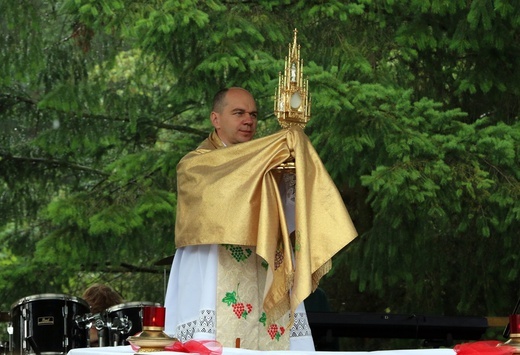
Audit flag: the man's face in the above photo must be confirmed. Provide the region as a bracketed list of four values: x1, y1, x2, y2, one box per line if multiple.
[211, 88, 258, 146]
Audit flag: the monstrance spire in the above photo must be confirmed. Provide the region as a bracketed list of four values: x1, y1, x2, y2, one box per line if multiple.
[274, 28, 311, 129]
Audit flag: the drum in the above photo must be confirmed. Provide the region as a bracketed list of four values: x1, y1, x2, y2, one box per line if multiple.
[103, 302, 160, 346]
[10, 294, 90, 355]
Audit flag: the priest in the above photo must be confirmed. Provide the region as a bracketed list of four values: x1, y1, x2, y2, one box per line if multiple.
[164, 87, 357, 351]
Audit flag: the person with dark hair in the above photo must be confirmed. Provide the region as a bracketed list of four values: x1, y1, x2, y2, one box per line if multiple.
[82, 283, 124, 346]
[82, 284, 124, 315]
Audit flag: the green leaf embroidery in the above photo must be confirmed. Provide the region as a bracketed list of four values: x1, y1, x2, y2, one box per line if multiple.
[221, 291, 237, 306]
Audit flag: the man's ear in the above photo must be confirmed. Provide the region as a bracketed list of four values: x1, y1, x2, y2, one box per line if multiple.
[210, 111, 219, 129]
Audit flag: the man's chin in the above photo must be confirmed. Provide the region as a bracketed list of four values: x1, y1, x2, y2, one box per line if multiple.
[239, 132, 254, 142]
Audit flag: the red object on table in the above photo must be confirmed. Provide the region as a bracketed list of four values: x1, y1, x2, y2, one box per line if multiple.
[143, 306, 166, 327]
[510, 314, 520, 335]
[454, 340, 515, 355]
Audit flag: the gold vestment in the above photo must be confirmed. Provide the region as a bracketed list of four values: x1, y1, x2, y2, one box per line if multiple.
[175, 126, 357, 324]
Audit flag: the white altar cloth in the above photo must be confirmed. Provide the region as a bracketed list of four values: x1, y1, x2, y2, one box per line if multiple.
[68, 345, 456, 355]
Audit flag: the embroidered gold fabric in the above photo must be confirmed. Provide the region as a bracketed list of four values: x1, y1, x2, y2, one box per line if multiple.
[216, 245, 292, 350]
[175, 126, 358, 325]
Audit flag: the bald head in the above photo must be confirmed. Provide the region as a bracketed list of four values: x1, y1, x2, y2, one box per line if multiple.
[210, 87, 258, 146]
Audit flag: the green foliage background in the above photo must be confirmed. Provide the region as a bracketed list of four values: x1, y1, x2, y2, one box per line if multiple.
[1, 0, 520, 350]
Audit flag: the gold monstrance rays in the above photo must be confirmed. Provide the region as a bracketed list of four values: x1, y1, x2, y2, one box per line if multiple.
[274, 29, 311, 129]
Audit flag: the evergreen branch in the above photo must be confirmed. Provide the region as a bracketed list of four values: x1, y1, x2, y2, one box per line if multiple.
[81, 262, 164, 274]
[154, 121, 207, 137]
[1, 153, 109, 177]
[0, 92, 207, 137]
[481, 158, 514, 185]
[120, 262, 164, 273]
[0, 93, 37, 105]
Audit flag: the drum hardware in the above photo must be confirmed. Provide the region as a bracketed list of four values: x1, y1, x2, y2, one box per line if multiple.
[94, 316, 106, 348]
[109, 314, 132, 346]
[94, 318, 104, 331]
[74, 313, 107, 348]
[25, 337, 40, 355]
[7, 323, 13, 354]
[74, 313, 101, 329]
[22, 306, 29, 354]
[18, 306, 42, 355]
[1, 340, 9, 355]
[52, 301, 161, 347]
[62, 304, 68, 351]
[74, 312, 132, 347]
[103, 302, 160, 347]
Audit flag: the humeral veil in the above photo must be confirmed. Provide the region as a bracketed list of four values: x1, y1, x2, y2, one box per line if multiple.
[175, 126, 358, 325]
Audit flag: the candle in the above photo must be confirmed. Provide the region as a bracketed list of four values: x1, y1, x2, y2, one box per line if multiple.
[510, 314, 520, 335]
[143, 306, 166, 328]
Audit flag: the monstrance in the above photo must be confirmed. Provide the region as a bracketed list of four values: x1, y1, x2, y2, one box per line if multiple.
[274, 28, 311, 171]
[274, 28, 311, 130]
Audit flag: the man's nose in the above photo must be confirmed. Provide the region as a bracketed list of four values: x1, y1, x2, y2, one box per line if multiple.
[244, 113, 255, 124]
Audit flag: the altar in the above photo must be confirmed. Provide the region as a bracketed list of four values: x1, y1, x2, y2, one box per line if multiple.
[68, 345, 456, 355]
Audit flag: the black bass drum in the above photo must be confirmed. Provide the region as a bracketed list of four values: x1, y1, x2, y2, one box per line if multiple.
[10, 294, 89, 354]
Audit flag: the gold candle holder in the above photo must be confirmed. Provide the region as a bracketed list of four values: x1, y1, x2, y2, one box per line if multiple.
[127, 306, 176, 353]
[127, 327, 176, 353]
